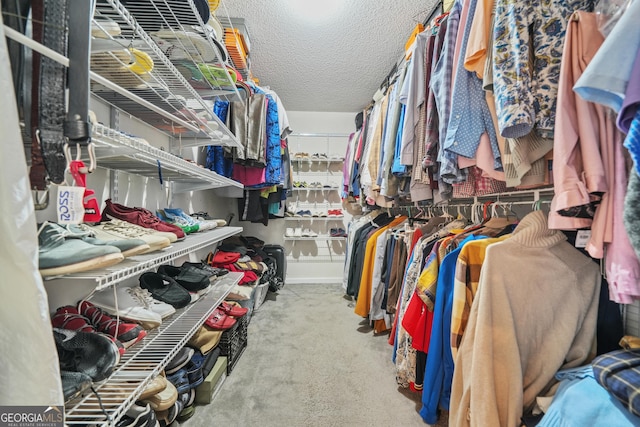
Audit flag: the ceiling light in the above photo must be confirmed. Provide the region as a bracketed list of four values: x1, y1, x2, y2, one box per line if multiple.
[284, 0, 344, 22]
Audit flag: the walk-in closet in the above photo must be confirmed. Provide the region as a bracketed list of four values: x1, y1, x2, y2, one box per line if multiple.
[1, 0, 640, 426]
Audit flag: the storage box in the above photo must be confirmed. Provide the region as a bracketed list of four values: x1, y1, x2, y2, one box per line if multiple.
[253, 282, 269, 312]
[195, 356, 228, 404]
[219, 314, 248, 374]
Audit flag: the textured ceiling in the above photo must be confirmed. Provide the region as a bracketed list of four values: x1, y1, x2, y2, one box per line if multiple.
[219, 0, 440, 112]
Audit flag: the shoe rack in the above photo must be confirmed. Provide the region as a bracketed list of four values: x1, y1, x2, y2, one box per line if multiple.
[287, 135, 347, 243]
[64, 271, 243, 426]
[3, 0, 251, 424]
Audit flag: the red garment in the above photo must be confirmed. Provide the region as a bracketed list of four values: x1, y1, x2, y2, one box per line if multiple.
[402, 292, 434, 352]
[239, 271, 258, 285]
[388, 229, 425, 347]
[212, 251, 241, 265]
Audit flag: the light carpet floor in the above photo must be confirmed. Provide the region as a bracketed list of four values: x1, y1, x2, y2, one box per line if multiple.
[184, 283, 448, 427]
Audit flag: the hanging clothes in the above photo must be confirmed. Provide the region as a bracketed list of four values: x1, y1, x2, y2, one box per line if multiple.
[449, 211, 601, 427]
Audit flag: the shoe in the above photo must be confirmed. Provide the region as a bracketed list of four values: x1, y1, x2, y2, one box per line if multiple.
[285, 227, 295, 237]
[157, 264, 210, 293]
[293, 228, 303, 238]
[219, 301, 248, 317]
[91, 219, 173, 252]
[51, 306, 126, 356]
[60, 370, 93, 402]
[141, 379, 177, 412]
[156, 209, 198, 234]
[114, 403, 152, 427]
[38, 222, 124, 277]
[164, 207, 217, 231]
[167, 369, 190, 394]
[294, 210, 304, 218]
[176, 404, 196, 422]
[307, 229, 318, 238]
[301, 228, 311, 237]
[63, 224, 150, 258]
[204, 307, 236, 330]
[156, 399, 181, 427]
[301, 210, 313, 217]
[78, 301, 147, 348]
[53, 327, 120, 382]
[88, 286, 163, 329]
[180, 261, 229, 278]
[126, 286, 176, 320]
[186, 351, 206, 387]
[102, 199, 185, 240]
[139, 373, 168, 401]
[166, 347, 195, 375]
[139, 272, 192, 309]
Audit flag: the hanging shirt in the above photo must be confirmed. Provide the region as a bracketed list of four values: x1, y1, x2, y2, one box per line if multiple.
[432, 0, 464, 185]
[442, 0, 501, 180]
[399, 31, 429, 167]
[493, 0, 594, 139]
[574, 0, 640, 113]
[420, 235, 487, 425]
[253, 87, 281, 185]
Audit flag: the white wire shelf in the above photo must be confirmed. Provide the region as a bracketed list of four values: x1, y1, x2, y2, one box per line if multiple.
[44, 225, 243, 290]
[91, 0, 242, 149]
[291, 158, 345, 164]
[90, 123, 242, 193]
[284, 217, 345, 221]
[63, 271, 243, 426]
[284, 236, 346, 241]
[290, 187, 339, 191]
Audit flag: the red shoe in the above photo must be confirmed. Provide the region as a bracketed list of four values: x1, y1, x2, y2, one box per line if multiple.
[52, 306, 126, 356]
[102, 199, 185, 240]
[78, 301, 147, 348]
[219, 301, 248, 318]
[204, 308, 236, 331]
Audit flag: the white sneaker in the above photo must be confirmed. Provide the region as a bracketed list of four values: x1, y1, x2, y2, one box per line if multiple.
[89, 285, 163, 329]
[301, 229, 311, 237]
[307, 229, 318, 237]
[98, 218, 176, 247]
[126, 286, 176, 320]
[285, 228, 295, 237]
[293, 228, 303, 238]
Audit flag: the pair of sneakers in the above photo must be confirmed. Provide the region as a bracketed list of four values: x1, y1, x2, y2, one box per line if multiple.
[38, 222, 126, 277]
[54, 328, 120, 401]
[157, 208, 218, 234]
[52, 302, 147, 351]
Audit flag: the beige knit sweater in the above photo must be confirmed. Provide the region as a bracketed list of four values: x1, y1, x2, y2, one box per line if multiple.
[449, 210, 600, 427]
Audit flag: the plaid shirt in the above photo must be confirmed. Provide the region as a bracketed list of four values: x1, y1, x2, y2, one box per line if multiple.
[592, 349, 640, 417]
[452, 166, 507, 197]
[450, 235, 510, 360]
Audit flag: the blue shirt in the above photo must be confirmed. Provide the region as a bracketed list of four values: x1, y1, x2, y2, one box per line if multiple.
[431, 0, 466, 184]
[442, 0, 501, 181]
[624, 111, 640, 176]
[252, 86, 281, 185]
[420, 235, 487, 424]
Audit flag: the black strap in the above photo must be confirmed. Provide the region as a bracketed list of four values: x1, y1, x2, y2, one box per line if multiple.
[32, 0, 69, 186]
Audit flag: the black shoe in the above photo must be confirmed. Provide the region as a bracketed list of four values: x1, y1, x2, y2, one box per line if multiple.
[139, 272, 192, 309]
[165, 347, 194, 375]
[182, 261, 229, 278]
[53, 328, 120, 382]
[115, 403, 153, 427]
[157, 264, 210, 292]
[60, 370, 93, 402]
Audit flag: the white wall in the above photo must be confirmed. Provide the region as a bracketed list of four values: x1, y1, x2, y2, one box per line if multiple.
[240, 111, 357, 284]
